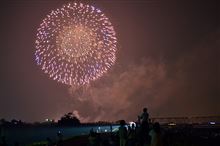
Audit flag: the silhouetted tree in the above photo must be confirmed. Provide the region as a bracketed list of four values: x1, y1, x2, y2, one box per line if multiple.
[11, 119, 18, 125]
[58, 112, 80, 126]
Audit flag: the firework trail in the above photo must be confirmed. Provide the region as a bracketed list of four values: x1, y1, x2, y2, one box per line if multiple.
[35, 3, 117, 86]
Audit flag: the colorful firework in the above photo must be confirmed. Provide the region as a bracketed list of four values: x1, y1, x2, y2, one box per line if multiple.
[35, 3, 117, 86]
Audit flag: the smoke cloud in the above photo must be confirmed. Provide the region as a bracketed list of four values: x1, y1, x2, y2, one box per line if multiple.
[68, 30, 219, 122]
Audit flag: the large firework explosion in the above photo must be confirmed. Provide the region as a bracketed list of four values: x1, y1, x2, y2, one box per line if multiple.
[35, 3, 117, 86]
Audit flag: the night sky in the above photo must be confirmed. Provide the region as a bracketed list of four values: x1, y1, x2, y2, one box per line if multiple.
[0, 0, 219, 122]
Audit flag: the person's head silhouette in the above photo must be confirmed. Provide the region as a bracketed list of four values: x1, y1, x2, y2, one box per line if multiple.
[120, 120, 126, 126]
[143, 107, 148, 112]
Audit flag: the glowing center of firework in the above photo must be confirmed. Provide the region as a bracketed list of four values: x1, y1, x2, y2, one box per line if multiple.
[58, 25, 96, 59]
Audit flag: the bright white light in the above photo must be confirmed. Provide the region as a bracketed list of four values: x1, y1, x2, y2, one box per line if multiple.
[168, 123, 176, 126]
[209, 121, 216, 125]
[129, 121, 136, 128]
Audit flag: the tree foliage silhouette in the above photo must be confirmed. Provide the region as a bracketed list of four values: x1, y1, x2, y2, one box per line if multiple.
[58, 112, 80, 126]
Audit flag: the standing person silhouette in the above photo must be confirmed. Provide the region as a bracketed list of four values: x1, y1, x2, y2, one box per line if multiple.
[149, 122, 163, 146]
[118, 120, 127, 146]
[139, 107, 150, 145]
[139, 107, 149, 124]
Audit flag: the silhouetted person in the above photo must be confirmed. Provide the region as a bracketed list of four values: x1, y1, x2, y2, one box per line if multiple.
[149, 122, 163, 146]
[88, 129, 97, 146]
[110, 124, 113, 133]
[135, 123, 143, 146]
[57, 131, 63, 146]
[139, 107, 149, 124]
[138, 108, 150, 145]
[127, 123, 136, 146]
[118, 120, 127, 146]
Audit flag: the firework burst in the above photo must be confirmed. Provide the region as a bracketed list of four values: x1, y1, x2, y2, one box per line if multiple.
[35, 3, 117, 86]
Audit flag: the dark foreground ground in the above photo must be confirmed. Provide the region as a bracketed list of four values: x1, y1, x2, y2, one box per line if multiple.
[28, 125, 220, 146]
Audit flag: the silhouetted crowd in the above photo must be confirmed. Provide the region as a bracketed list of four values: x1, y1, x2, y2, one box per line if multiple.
[88, 107, 163, 146]
[87, 107, 220, 146]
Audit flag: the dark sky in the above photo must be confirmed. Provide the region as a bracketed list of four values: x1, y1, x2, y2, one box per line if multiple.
[0, 0, 219, 122]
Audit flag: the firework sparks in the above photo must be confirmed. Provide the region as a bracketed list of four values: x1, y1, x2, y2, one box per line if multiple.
[35, 3, 117, 86]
